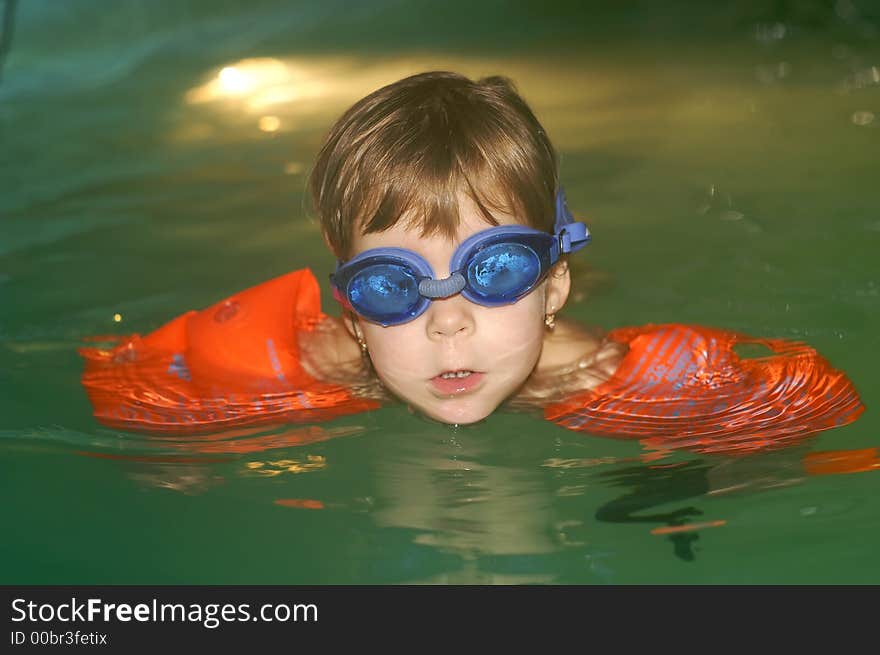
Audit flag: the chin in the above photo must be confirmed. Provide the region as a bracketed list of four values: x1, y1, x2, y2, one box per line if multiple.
[420, 398, 496, 426]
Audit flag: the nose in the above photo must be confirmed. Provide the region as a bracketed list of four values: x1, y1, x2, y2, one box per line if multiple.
[425, 295, 475, 341]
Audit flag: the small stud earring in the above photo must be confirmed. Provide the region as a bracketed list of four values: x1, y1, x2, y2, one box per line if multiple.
[544, 313, 556, 330]
[351, 317, 369, 355]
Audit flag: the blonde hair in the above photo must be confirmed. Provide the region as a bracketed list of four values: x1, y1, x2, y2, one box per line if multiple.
[309, 71, 559, 260]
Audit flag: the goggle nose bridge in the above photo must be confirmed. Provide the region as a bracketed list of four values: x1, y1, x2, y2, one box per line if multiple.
[418, 272, 466, 299]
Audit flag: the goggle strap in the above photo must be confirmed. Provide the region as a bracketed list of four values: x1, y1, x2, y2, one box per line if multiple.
[558, 222, 591, 253]
[554, 187, 592, 254]
[554, 186, 575, 233]
[419, 272, 466, 299]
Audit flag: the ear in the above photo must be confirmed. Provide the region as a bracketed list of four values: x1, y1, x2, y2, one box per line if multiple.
[544, 259, 571, 315]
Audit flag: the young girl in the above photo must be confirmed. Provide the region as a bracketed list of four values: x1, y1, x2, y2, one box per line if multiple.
[80, 71, 864, 457]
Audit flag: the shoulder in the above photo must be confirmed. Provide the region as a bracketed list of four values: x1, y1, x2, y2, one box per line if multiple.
[511, 319, 628, 408]
[534, 319, 605, 373]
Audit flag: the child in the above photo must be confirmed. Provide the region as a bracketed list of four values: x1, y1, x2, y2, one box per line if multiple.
[80, 71, 864, 457]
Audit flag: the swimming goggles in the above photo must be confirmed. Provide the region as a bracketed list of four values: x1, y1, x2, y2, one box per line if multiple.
[330, 188, 590, 326]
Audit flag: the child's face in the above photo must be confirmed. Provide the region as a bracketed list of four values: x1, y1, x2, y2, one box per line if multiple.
[349, 194, 570, 425]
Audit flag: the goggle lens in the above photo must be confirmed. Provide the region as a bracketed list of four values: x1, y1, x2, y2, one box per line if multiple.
[466, 242, 542, 302]
[348, 263, 422, 322]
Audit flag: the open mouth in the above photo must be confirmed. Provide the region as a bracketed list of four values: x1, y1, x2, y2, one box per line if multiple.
[429, 370, 485, 396]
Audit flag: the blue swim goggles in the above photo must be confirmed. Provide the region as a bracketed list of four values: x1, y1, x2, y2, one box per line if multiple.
[330, 189, 590, 326]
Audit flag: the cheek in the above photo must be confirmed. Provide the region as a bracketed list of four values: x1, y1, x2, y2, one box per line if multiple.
[481, 296, 546, 360]
[361, 323, 425, 374]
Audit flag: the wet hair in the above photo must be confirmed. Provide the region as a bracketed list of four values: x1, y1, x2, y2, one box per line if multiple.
[309, 71, 559, 260]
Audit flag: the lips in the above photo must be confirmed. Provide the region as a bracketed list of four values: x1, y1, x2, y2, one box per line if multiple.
[429, 370, 485, 396]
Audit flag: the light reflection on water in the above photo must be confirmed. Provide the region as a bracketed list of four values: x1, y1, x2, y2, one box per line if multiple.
[174, 51, 801, 153]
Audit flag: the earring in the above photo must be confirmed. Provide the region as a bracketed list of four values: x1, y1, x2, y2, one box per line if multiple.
[544, 313, 556, 330]
[350, 316, 369, 355]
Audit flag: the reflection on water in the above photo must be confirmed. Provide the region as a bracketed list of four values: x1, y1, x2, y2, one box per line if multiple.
[172, 39, 880, 165]
[185, 58, 331, 110]
[174, 53, 671, 150]
[128, 463, 224, 495]
[597, 463, 714, 562]
[368, 424, 561, 583]
[2, 404, 878, 582]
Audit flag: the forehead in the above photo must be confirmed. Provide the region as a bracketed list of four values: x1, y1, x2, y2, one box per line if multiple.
[351, 192, 522, 255]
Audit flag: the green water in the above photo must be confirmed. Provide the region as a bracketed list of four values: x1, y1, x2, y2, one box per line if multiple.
[1, 1, 878, 583]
